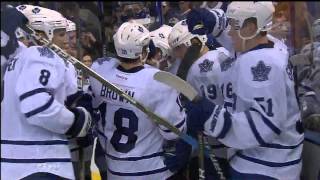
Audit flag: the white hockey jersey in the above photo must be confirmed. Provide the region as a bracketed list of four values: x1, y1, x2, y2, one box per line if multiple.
[204, 40, 304, 179]
[1, 45, 78, 180]
[90, 58, 186, 180]
[186, 47, 231, 159]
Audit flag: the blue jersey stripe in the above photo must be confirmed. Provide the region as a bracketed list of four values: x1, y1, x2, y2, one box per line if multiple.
[250, 107, 281, 135]
[1, 140, 68, 145]
[245, 111, 303, 149]
[217, 110, 232, 139]
[1, 158, 71, 163]
[106, 151, 165, 161]
[236, 152, 301, 167]
[245, 111, 266, 145]
[161, 118, 185, 133]
[19, 88, 53, 101]
[108, 166, 168, 176]
[24, 95, 54, 118]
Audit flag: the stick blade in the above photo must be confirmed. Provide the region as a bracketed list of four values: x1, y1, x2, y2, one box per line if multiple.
[154, 71, 198, 101]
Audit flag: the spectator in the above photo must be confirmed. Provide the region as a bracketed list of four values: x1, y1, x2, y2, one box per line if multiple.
[149, 1, 180, 31]
[162, 2, 180, 26]
[79, 7, 102, 42]
[118, 1, 154, 29]
[178, 1, 192, 20]
[82, 53, 93, 68]
[80, 30, 102, 61]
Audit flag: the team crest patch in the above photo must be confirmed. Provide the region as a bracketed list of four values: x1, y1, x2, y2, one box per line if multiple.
[96, 57, 112, 65]
[18, 5, 27, 11]
[220, 57, 235, 72]
[37, 47, 54, 58]
[199, 59, 214, 73]
[32, 7, 41, 14]
[251, 61, 271, 82]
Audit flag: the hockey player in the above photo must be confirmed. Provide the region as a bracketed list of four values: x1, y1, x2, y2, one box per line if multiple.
[65, 19, 78, 58]
[172, 2, 303, 179]
[186, 7, 235, 56]
[1, 5, 92, 180]
[89, 21, 186, 180]
[146, 24, 174, 71]
[165, 18, 232, 179]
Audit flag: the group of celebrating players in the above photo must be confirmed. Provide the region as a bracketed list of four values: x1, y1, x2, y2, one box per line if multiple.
[1, 2, 319, 180]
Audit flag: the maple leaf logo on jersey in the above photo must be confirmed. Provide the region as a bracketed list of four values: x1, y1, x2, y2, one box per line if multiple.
[199, 59, 214, 73]
[37, 47, 54, 59]
[251, 61, 271, 82]
[220, 57, 235, 72]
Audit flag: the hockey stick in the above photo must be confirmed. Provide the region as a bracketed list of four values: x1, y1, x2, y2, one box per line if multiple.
[26, 27, 198, 151]
[154, 70, 226, 180]
[154, 37, 226, 180]
[176, 37, 206, 180]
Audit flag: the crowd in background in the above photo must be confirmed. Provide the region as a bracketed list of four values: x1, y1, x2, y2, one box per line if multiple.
[2, 1, 319, 67]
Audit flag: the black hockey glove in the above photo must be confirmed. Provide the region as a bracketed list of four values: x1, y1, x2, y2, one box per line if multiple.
[66, 107, 92, 138]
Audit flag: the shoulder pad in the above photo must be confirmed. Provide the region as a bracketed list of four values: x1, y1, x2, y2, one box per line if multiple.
[95, 57, 113, 65]
[36, 47, 55, 59]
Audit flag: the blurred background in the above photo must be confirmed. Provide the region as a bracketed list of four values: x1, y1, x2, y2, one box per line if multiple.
[2, 1, 319, 64]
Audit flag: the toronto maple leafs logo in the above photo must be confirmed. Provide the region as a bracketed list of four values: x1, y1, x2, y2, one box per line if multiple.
[251, 61, 271, 82]
[199, 59, 214, 73]
[96, 57, 112, 65]
[18, 5, 27, 11]
[32, 7, 41, 14]
[159, 33, 165, 39]
[138, 26, 144, 33]
[220, 57, 235, 72]
[37, 47, 54, 58]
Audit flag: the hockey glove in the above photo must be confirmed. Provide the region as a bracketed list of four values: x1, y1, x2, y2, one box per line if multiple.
[186, 8, 227, 37]
[164, 139, 192, 173]
[1, 5, 32, 59]
[66, 107, 92, 138]
[65, 91, 93, 114]
[185, 97, 216, 134]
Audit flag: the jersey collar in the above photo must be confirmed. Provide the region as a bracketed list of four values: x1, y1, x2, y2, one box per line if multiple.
[243, 40, 274, 54]
[116, 65, 144, 73]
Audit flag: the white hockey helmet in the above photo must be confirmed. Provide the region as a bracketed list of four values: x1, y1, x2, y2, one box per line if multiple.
[66, 20, 76, 32]
[17, 5, 67, 41]
[168, 20, 207, 49]
[226, 2, 274, 39]
[16, 4, 37, 17]
[113, 21, 150, 59]
[150, 25, 173, 61]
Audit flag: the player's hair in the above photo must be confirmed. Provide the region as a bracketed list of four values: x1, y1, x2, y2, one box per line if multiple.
[117, 56, 140, 63]
[243, 17, 267, 37]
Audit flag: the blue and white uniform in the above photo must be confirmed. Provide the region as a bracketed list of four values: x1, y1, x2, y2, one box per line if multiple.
[1, 45, 78, 180]
[204, 40, 303, 180]
[90, 58, 186, 180]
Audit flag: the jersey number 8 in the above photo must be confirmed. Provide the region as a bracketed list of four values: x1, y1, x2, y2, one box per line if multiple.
[39, 69, 51, 86]
[110, 108, 138, 153]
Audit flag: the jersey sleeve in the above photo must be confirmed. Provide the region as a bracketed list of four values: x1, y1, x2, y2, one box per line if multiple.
[151, 81, 187, 140]
[203, 59, 288, 149]
[15, 48, 75, 134]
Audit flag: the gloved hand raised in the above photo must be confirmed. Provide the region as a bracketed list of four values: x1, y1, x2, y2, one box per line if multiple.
[186, 8, 227, 37]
